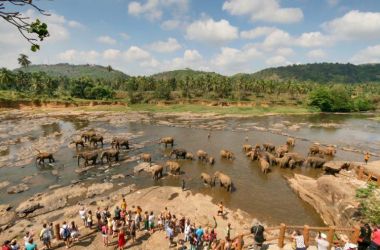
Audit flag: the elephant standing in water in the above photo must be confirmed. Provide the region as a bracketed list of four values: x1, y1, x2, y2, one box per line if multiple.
[263, 143, 276, 152]
[90, 135, 104, 147]
[100, 149, 119, 164]
[185, 152, 194, 160]
[70, 139, 85, 149]
[150, 164, 163, 180]
[77, 151, 98, 167]
[197, 150, 208, 161]
[160, 137, 174, 148]
[242, 144, 252, 152]
[213, 171, 232, 192]
[111, 138, 129, 150]
[258, 158, 270, 174]
[286, 138, 295, 147]
[275, 145, 289, 158]
[305, 156, 326, 168]
[81, 130, 96, 142]
[200, 173, 213, 186]
[259, 151, 276, 166]
[36, 152, 55, 164]
[207, 156, 215, 165]
[220, 149, 235, 160]
[165, 161, 181, 175]
[140, 153, 152, 163]
[170, 149, 187, 159]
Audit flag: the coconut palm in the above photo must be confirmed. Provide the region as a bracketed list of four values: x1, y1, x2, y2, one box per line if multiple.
[18, 54, 31, 68]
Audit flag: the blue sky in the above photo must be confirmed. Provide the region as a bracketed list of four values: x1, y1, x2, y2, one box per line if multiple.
[1, 0, 380, 75]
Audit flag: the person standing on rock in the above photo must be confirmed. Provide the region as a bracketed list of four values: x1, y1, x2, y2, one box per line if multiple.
[148, 211, 155, 233]
[370, 225, 380, 250]
[96, 207, 102, 230]
[25, 238, 37, 250]
[10, 239, 20, 250]
[358, 223, 372, 250]
[130, 221, 137, 244]
[23, 231, 33, 249]
[78, 207, 87, 227]
[87, 210, 93, 229]
[2, 240, 11, 250]
[39, 223, 52, 250]
[217, 201, 224, 217]
[316, 232, 329, 250]
[117, 229, 126, 250]
[121, 198, 127, 212]
[292, 230, 306, 250]
[364, 153, 370, 164]
[60, 221, 71, 249]
[101, 223, 109, 247]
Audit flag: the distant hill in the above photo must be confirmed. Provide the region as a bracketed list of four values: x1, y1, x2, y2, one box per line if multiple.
[246, 63, 380, 83]
[151, 68, 223, 81]
[15, 63, 129, 81]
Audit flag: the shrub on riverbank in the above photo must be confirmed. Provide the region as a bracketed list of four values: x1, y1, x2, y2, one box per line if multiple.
[356, 182, 380, 224]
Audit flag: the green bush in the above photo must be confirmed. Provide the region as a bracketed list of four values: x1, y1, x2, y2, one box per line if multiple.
[356, 182, 380, 224]
[353, 97, 375, 111]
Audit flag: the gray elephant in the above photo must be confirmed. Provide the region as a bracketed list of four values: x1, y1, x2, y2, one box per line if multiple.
[275, 145, 289, 158]
[81, 130, 96, 142]
[246, 149, 259, 161]
[140, 153, 152, 163]
[160, 137, 174, 148]
[100, 149, 119, 164]
[70, 139, 85, 149]
[220, 149, 235, 160]
[185, 152, 194, 160]
[259, 151, 276, 166]
[165, 161, 181, 175]
[284, 153, 305, 167]
[77, 151, 98, 167]
[242, 144, 252, 152]
[200, 173, 213, 186]
[36, 151, 55, 164]
[263, 143, 276, 152]
[305, 156, 326, 168]
[286, 137, 295, 147]
[207, 156, 215, 165]
[197, 150, 208, 161]
[259, 158, 270, 174]
[111, 138, 129, 150]
[213, 171, 232, 192]
[150, 164, 163, 180]
[278, 155, 291, 168]
[89, 135, 104, 147]
[170, 148, 187, 159]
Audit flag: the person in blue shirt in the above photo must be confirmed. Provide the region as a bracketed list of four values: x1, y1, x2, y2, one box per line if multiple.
[25, 238, 37, 250]
[196, 226, 204, 246]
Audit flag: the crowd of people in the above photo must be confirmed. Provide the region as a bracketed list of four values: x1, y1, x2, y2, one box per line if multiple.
[2, 197, 380, 250]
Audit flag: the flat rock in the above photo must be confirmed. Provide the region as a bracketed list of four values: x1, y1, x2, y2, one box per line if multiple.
[0, 181, 10, 189]
[48, 184, 62, 190]
[7, 183, 29, 194]
[134, 162, 151, 173]
[86, 183, 114, 198]
[111, 174, 125, 180]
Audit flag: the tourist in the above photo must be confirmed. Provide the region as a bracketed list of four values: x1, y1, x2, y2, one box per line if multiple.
[148, 211, 155, 233]
[143, 211, 149, 231]
[226, 223, 232, 241]
[358, 223, 372, 250]
[107, 215, 113, 236]
[25, 238, 37, 250]
[292, 230, 306, 250]
[166, 223, 175, 248]
[60, 221, 71, 248]
[209, 228, 217, 244]
[316, 232, 329, 250]
[112, 217, 118, 238]
[370, 225, 380, 250]
[69, 221, 80, 242]
[23, 231, 33, 248]
[101, 207, 110, 225]
[184, 220, 191, 242]
[251, 223, 265, 249]
[114, 206, 121, 220]
[130, 221, 137, 243]
[231, 233, 245, 250]
[217, 201, 224, 216]
[95, 207, 102, 230]
[78, 207, 87, 227]
[118, 229, 126, 250]
[364, 152, 370, 164]
[157, 215, 163, 231]
[120, 209, 126, 225]
[48, 223, 54, 239]
[179, 216, 185, 233]
[182, 179, 186, 191]
[39, 223, 52, 250]
[10, 239, 20, 250]
[224, 235, 232, 250]
[134, 212, 141, 231]
[2, 240, 11, 250]
[189, 232, 197, 250]
[101, 223, 109, 246]
[121, 198, 127, 211]
[87, 210, 93, 228]
[196, 225, 204, 246]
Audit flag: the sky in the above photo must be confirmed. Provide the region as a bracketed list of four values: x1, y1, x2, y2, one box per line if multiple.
[1, 0, 380, 76]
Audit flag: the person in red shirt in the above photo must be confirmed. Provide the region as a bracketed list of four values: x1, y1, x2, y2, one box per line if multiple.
[2, 240, 11, 250]
[118, 229, 126, 250]
[370, 225, 380, 250]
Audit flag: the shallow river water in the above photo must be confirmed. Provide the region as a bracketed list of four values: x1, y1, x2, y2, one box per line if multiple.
[0, 112, 379, 226]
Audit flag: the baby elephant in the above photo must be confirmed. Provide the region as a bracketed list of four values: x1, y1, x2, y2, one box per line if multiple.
[200, 173, 213, 186]
[36, 152, 55, 164]
[140, 153, 152, 163]
[220, 149, 234, 160]
[165, 161, 181, 175]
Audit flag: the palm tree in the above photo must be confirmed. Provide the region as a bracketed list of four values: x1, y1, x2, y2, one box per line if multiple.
[18, 54, 31, 68]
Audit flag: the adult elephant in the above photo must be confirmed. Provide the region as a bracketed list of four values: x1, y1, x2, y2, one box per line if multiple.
[89, 135, 104, 147]
[220, 149, 234, 160]
[263, 143, 276, 152]
[140, 153, 152, 163]
[151, 164, 163, 180]
[36, 152, 55, 164]
[197, 150, 208, 161]
[275, 145, 289, 158]
[185, 152, 194, 160]
[213, 171, 232, 192]
[242, 144, 252, 152]
[321, 146, 337, 157]
[258, 158, 270, 174]
[278, 155, 291, 168]
[284, 153, 305, 167]
[70, 139, 85, 149]
[111, 138, 129, 150]
[246, 149, 259, 161]
[100, 149, 119, 164]
[305, 156, 326, 168]
[77, 151, 98, 167]
[170, 149, 187, 159]
[160, 137, 174, 148]
[200, 173, 213, 186]
[165, 161, 181, 175]
[259, 151, 276, 166]
[309, 144, 320, 155]
[207, 156, 215, 165]
[81, 130, 96, 142]
[286, 137, 295, 147]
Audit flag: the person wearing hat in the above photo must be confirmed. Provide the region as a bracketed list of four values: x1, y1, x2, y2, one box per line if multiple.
[2, 240, 11, 250]
[316, 232, 329, 250]
[10, 239, 20, 250]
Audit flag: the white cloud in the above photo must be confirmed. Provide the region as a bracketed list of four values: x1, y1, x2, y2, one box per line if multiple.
[326, 0, 340, 7]
[240, 27, 277, 39]
[58, 50, 99, 63]
[97, 36, 117, 45]
[223, 0, 303, 23]
[186, 18, 238, 43]
[123, 46, 151, 61]
[67, 20, 84, 28]
[276, 48, 294, 57]
[128, 0, 188, 21]
[296, 32, 332, 47]
[351, 45, 380, 64]
[323, 10, 380, 40]
[183, 49, 202, 62]
[307, 49, 327, 59]
[161, 19, 181, 30]
[119, 33, 130, 40]
[103, 49, 121, 60]
[262, 29, 292, 48]
[148, 38, 181, 53]
[265, 55, 290, 66]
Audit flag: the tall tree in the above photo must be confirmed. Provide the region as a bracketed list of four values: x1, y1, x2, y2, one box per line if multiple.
[107, 65, 113, 72]
[18, 54, 31, 67]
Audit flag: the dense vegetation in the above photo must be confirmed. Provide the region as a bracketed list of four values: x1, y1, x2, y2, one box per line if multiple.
[0, 64, 379, 112]
[356, 183, 380, 224]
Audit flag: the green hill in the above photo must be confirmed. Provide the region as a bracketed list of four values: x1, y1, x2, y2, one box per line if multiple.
[247, 63, 380, 83]
[151, 68, 223, 81]
[15, 63, 129, 81]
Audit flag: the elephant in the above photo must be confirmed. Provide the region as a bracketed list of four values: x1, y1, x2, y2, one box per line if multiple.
[81, 130, 96, 142]
[185, 152, 194, 160]
[111, 138, 129, 150]
[150, 164, 163, 180]
[263, 143, 276, 152]
[170, 148, 187, 159]
[242, 144, 252, 152]
[213, 171, 232, 192]
[259, 151, 276, 166]
[278, 155, 291, 168]
[70, 139, 85, 149]
[254, 144, 261, 150]
[309, 144, 321, 155]
[36, 152, 55, 164]
[259, 158, 270, 174]
[140, 153, 152, 163]
[304, 156, 326, 168]
[275, 145, 289, 158]
[284, 153, 305, 166]
[200, 173, 213, 186]
[100, 149, 119, 164]
[197, 150, 208, 161]
[77, 151, 98, 167]
[220, 149, 234, 160]
[288, 159, 296, 169]
[160, 137, 174, 148]
[286, 137, 295, 147]
[321, 146, 337, 156]
[89, 135, 104, 147]
[246, 149, 259, 161]
[207, 156, 215, 165]
[165, 161, 181, 175]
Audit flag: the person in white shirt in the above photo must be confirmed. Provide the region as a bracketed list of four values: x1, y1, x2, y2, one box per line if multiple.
[316, 232, 330, 250]
[78, 206, 87, 227]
